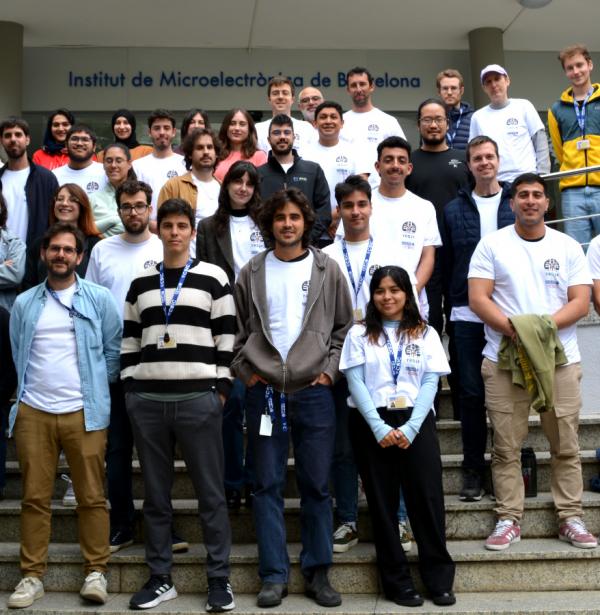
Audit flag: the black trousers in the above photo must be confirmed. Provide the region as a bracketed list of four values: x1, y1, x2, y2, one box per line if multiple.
[349, 407, 455, 598]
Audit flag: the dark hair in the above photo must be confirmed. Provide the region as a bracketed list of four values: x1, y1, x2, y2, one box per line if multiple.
[42, 221, 85, 254]
[510, 173, 548, 198]
[364, 266, 425, 344]
[182, 128, 220, 171]
[181, 108, 211, 140]
[417, 97, 448, 122]
[0, 192, 7, 228]
[259, 188, 315, 249]
[66, 124, 97, 144]
[51, 184, 101, 237]
[466, 135, 499, 162]
[346, 66, 374, 86]
[110, 109, 140, 149]
[102, 143, 137, 182]
[115, 179, 153, 207]
[269, 114, 294, 133]
[335, 174, 372, 205]
[218, 108, 258, 160]
[377, 136, 412, 161]
[314, 101, 344, 121]
[267, 77, 294, 97]
[147, 109, 176, 129]
[0, 117, 30, 138]
[214, 161, 261, 235]
[157, 198, 195, 229]
[42, 108, 75, 153]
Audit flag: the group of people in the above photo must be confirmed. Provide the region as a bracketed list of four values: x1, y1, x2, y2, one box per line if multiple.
[1, 44, 600, 612]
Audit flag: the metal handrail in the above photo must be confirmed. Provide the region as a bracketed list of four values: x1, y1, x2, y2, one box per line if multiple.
[541, 164, 600, 181]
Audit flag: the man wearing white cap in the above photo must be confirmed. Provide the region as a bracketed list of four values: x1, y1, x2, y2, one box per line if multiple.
[469, 64, 550, 183]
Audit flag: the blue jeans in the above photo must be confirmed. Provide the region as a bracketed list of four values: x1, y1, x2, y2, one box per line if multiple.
[222, 378, 254, 492]
[561, 186, 600, 248]
[332, 378, 358, 524]
[453, 321, 487, 473]
[246, 382, 336, 583]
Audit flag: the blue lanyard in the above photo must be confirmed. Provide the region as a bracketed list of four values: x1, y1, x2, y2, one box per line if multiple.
[159, 258, 193, 332]
[265, 385, 288, 432]
[573, 88, 594, 136]
[341, 237, 373, 301]
[383, 328, 404, 386]
[46, 283, 84, 320]
[447, 107, 463, 147]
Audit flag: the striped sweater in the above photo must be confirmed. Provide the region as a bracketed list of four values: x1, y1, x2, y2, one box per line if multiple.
[120, 260, 235, 394]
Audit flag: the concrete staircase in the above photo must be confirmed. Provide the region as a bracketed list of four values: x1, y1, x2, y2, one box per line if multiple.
[1, 403, 600, 613]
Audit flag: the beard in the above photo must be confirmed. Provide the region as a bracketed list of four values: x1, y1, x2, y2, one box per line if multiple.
[421, 134, 447, 147]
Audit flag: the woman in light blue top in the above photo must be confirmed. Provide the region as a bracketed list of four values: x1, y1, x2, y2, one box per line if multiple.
[340, 265, 456, 608]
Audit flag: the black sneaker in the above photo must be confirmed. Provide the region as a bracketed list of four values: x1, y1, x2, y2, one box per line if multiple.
[109, 529, 134, 553]
[225, 489, 241, 511]
[129, 574, 177, 610]
[459, 469, 484, 501]
[206, 577, 235, 612]
[172, 532, 189, 554]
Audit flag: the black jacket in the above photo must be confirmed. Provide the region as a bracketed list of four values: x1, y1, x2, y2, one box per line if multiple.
[196, 215, 235, 285]
[0, 160, 58, 246]
[442, 184, 514, 310]
[258, 150, 331, 242]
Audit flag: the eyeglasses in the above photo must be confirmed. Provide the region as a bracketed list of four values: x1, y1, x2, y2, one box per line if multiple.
[119, 204, 150, 215]
[299, 95, 323, 104]
[46, 245, 78, 256]
[69, 136, 92, 144]
[419, 117, 447, 125]
[271, 129, 293, 137]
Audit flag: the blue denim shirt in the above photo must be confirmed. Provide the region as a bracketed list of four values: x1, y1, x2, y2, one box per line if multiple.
[9, 275, 122, 434]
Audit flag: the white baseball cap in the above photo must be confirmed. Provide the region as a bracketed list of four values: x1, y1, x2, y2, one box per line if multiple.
[480, 64, 508, 83]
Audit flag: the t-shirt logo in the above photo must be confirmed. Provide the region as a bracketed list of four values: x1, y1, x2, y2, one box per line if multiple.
[404, 343, 421, 373]
[402, 221, 417, 233]
[336, 155, 348, 163]
[448, 158, 462, 168]
[301, 280, 310, 292]
[292, 176, 308, 183]
[544, 258, 560, 286]
[544, 258, 560, 271]
[167, 170, 179, 178]
[369, 264, 380, 276]
[144, 259, 157, 269]
[86, 181, 100, 193]
[368, 124, 379, 132]
[401, 220, 417, 250]
[506, 118, 518, 126]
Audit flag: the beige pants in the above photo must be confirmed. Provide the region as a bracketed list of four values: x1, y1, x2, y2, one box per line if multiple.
[481, 359, 583, 523]
[14, 403, 109, 577]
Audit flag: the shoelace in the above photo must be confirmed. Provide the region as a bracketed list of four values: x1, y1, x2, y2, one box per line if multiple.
[491, 520, 515, 536]
[333, 523, 354, 539]
[564, 518, 586, 534]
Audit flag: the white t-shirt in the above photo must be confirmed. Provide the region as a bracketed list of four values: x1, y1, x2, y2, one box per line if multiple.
[86, 234, 163, 319]
[265, 250, 314, 360]
[132, 153, 187, 213]
[469, 99, 544, 182]
[22, 283, 83, 413]
[256, 117, 314, 157]
[340, 323, 450, 409]
[323, 237, 420, 320]
[451, 190, 502, 323]
[342, 107, 406, 185]
[2, 167, 30, 243]
[53, 162, 107, 196]
[230, 215, 266, 281]
[587, 234, 600, 279]
[190, 176, 220, 258]
[303, 140, 369, 211]
[468, 225, 591, 364]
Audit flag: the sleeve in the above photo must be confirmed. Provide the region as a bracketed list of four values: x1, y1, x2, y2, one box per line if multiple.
[323, 261, 353, 384]
[532, 129, 551, 175]
[398, 371, 439, 443]
[230, 265, 255, 384]
[587, 237, 600, 279]
[0, 308, 16, 406]
[441, 206, 455, 298]
[423, 202, 443, 247]
[100, 289, 123, 383]
[524, 100, 545, 135]
[468, 237, 495, 280]
[344, 364, 392, 443]
[120, 278, 143, 385]
[389, 116, 406, 140]
[567, 238, 593, 286]
[209, 269, 236, 393]
[468, 111, 481, 141]
[197, 219, 209, 263]
[310, 164, 333, 242]
[157, 178, 177, 209]
[0, 234, 26, 289]
[85, 245, 101, 283]
[22, 241, 42, 291]
[547, 106, 564, 166]
[339, 324, 367, 371]
[90, 194, 123, 236]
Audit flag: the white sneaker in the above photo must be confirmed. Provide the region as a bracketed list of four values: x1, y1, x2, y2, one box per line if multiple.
[80, 571, 108, 604]
[61, 474, 77, 507]
[7, 576, 44, 608]
[398, 521, 412, 552]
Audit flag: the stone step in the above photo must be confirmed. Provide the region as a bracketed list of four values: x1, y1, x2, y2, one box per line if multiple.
[2, 492, 600, 544]
[0, 538, 598, 595]
[436, 414, 600, 455]
[0, 591, 600, 614]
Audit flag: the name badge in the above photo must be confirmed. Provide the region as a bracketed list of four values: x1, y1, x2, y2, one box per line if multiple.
[157, 334, 177, 349]
[577, 139, 591, 150]
[260, 414, 272, 437]
[353, 307, 364, 322]
[387, 395, 407, 410]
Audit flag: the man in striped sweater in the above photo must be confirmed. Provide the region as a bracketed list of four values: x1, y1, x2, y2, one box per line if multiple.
[121, 198, 236, 612]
